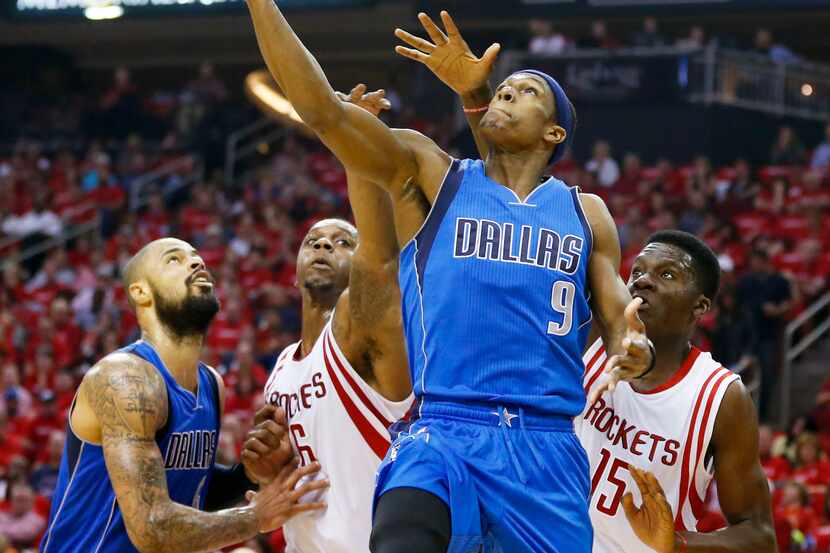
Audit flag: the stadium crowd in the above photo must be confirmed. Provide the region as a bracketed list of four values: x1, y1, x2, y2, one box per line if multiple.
[1, 49, 830, 551]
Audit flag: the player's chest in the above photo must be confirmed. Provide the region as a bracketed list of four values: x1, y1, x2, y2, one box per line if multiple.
[580, 393, 694, 470]
[265, 363, 332, 422]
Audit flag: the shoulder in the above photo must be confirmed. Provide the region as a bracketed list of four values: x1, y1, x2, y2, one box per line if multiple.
[203, 364, 226, 412]
[577, 192, 611, 221]
[82, 352, 168, 433]
[84, 351, 166, 393]
[712, 378, 756, 448]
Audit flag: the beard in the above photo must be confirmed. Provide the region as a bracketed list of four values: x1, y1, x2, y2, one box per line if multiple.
[152, 284, 220, 340]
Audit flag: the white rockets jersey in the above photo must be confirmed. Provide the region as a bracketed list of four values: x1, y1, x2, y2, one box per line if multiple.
[263, 321, 412, 553]
[575, 338, 740, 553]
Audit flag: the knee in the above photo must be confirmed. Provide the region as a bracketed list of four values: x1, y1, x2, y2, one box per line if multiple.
[370, 488, 450, 553]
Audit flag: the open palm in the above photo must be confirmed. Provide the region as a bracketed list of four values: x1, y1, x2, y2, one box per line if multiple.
[622, 466, 677, 553]
[394, 10, 500, 96]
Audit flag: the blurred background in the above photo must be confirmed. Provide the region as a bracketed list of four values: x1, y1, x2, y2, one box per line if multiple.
[1, 0, 830, 551]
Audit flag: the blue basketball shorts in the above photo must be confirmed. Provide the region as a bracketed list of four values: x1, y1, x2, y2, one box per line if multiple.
[373, 401, 592, 553]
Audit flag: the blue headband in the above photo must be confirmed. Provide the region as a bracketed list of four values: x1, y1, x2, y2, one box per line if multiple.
[515, 69, 574, 165]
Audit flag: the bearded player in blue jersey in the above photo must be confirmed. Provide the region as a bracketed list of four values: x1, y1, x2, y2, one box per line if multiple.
[40, 237, 327, 553]
[245, 5, 654, 552]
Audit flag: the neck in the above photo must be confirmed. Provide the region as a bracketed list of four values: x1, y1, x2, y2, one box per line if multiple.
[299, 288, 338, 357]
[630, 332, 693, 393]
[485, 149, 550, 201]
[141, 326, 203, 392]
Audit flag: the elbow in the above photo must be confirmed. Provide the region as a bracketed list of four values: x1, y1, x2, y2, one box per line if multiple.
[126, 512, 172, 553]
[298, 99, 344, 134]
[757, 523, 778, 553]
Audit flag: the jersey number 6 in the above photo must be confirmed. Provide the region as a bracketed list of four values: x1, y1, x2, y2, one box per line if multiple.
[547, 281, 576, 336]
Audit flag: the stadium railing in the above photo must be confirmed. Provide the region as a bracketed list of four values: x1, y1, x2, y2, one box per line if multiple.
[2, 155, 204, 267]
[780, 290, 830, 427]
[497, 45, 830, 121]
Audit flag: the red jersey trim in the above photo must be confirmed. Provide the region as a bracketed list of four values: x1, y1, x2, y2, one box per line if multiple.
[584, 348, 608, 395]
[324, 330, 393, 429]
[675, 366, 722, 530]
[322, 336, 390, 460]
[689, 370, 736, 519]
[635, 347, 702, 396]
[584, 345, 606, 379]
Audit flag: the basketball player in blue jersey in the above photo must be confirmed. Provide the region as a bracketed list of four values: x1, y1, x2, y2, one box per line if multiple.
[41, 237, 327, 553]
[245, 4, 654, 552]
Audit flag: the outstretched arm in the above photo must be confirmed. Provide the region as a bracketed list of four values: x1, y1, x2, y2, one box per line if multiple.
[245, 0, 448, 196]
[581, 194, 653, 403]
[330, 85, 411, 401]
[84, 354, 325, 553]
[623, 382, 776, 553]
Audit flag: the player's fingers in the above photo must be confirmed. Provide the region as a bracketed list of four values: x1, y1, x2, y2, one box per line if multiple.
[290, 501, 327, 515]
[253, 404, 276, 426]
[275, 457, 300, 483]
[291, 479, 330, 502]
[625, 297, 647, 333]
[287, 461, 322, 490]
[250, 428, 282, 450]
[245, 490, 257, 503]
[481, 43, 501, 68]
[349, 84, 367, 102]
[273, 406, 287, 426]
[240, 448, 261, 462]
[334, 91, 349, 102]
[628, 466, 649, 496]
[621, 492, 638, 521]
[439, 10, 461, 39]
[394, 28, 435, 52]
[394, 46, 429, 64]
[259, 419, 287, 439]
[418, 12, 447, 45]
[244, 437, 272, 456]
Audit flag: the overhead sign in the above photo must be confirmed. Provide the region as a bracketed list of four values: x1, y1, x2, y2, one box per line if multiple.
[13, 0, 373, 18]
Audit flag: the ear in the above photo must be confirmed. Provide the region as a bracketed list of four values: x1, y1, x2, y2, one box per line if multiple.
[692, 295, 711, 320]
[544, 124, 567, 146]
[129, 281, 152, 308]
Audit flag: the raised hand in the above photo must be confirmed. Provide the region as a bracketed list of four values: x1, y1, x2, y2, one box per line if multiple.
[335, 83, 391, 117]
[241, 404, 294, 485]
[394, 10, 500, 96]
[622, 466, 676, 553]
[588, 297, 654, 405]
[247, 460, 328, 533]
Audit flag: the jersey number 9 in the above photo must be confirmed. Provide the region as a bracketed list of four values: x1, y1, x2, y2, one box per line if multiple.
[547, 281, 576, 336]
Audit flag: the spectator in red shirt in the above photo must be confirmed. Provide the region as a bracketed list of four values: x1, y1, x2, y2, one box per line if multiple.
[791, 433, 830, 487]
[207, 297, 252, 358]
[577, 20, 621, 49]
[775, 482, 819, 536]
[26, 391, 65, 458]
[0, 406, 25, 470]
[49, 297, 82, 370]
[0, 483, 46, 550]
[29, 430, 64, 498]
[759, 424, 791, 484]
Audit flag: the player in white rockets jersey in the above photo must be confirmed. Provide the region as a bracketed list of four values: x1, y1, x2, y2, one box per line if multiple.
[240, 86, 412, 553]
[576, 230, 776, 553]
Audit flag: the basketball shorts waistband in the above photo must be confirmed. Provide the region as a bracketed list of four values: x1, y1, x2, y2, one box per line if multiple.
[417, 399, 575, 432]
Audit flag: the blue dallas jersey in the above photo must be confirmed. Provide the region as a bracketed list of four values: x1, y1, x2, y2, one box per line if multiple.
[399, 159, 593, 418]
[40, 341, 220, 553]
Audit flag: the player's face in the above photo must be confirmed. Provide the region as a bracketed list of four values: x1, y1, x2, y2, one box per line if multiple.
[296, 222, 356, 295]
[146, 238, 220, 337]
[626, 243, 705, 335]
[479, 73, 564, 152]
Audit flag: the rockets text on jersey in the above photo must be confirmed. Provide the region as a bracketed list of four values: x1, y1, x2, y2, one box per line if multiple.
[263, 322, 412, 553]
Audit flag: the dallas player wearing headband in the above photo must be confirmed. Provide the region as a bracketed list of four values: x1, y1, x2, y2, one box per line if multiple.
[402, 18, 776, 553]
[244, 5, 652, 552]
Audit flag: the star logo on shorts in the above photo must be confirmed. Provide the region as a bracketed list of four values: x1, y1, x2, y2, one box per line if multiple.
[491, 407, 518, 428]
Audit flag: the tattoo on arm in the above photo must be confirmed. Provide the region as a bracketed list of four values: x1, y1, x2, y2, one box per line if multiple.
[86, 355, 258, 553]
